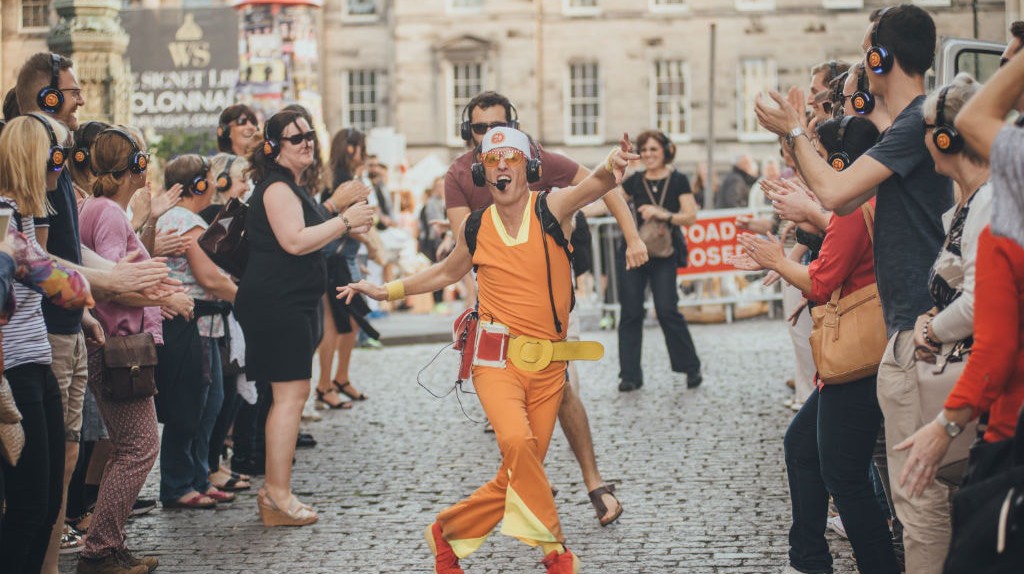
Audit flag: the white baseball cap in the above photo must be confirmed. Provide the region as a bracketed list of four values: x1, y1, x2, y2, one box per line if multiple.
[480, 126, 532, 159]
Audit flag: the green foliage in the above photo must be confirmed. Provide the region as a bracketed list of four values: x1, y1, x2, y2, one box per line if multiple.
[148, 130, 217, 162]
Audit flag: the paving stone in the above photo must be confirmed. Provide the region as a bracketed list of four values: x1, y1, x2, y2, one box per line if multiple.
[60, 318, 861, 573]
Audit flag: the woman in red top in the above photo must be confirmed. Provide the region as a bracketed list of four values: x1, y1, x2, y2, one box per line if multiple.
[736, 116, 900, 574]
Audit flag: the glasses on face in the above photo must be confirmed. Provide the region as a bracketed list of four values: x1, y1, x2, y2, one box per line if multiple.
[281, 130, 316, 145]
[60, 87, 83, 100]
[479, 149, 524, 168]
[234, 115, 257, 128]
[471, 121, 508, 135]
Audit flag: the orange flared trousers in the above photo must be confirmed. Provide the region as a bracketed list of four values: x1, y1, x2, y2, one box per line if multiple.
[436, 361, 566, 558]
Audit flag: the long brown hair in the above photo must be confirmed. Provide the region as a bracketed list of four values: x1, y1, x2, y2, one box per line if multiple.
[328, 127, 365, 188]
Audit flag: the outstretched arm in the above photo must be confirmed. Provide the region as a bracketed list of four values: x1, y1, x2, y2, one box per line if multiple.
[547, 133, 639, 223]
[338, 219, 475, 303]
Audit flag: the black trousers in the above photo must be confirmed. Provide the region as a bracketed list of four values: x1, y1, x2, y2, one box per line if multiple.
[616, 250, 701, 384]
[1, 363, 65, 574]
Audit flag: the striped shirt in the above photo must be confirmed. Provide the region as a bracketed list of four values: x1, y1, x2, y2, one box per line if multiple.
[0, 197, 52, 369]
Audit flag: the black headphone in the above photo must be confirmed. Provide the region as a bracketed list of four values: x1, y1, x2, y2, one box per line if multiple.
[71, 121, 106, 172]
[471, 136, 542, 187]
[188, 156, 211, 195]
[932, 86, 964, 155]
[866, 8, 894, 75]
[460, 100, 520, 143]
[99, 127, 148, 175]
[215, 155, 238, 192]
[828, 61, 838, 82]
[262, 134, 279, 159]
[648, 130, 676, 163]
[827, 115, 855, 172]
[36, 54, 64, 114]
[26, 113, 67, 172]
[852, 68, 875, 115]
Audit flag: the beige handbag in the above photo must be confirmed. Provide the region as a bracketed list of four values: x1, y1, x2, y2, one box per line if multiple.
[0, 375, 25, 466]
[637, 176, 675, 258]
[916, 343, 978, 486]
[809, 204, 888, 385]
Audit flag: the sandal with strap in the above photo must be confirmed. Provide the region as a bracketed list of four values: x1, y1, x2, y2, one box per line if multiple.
[257, 490, 318, 527]
[333, 380, 367, 401]
[315, 388, 353, 410]
[588, 484, 623, 527]
[163, 492, 217, 509]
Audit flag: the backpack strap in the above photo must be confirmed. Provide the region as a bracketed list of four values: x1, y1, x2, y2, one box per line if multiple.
[534, 191, 576, 334]
[464, 207, 486, 258]
[0, 200, 22, 233]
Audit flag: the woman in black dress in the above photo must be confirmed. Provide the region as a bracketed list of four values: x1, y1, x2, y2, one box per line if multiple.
[616, 130, 702, 392]
[234, 110, 374, 526]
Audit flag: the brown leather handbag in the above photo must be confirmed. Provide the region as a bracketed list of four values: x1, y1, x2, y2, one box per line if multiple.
[809, 204, 888, 385]
[101, 323, 158, 402]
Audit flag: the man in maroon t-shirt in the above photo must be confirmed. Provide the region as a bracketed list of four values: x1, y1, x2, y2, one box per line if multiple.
[441, 90, 647, 527]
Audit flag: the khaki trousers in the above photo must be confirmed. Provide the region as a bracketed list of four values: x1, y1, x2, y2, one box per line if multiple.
[877, 330, 952, 574]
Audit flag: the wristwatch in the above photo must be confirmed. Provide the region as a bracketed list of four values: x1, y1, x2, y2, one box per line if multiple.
[785, 127, 806, 149]
[935, 411, 963, 438]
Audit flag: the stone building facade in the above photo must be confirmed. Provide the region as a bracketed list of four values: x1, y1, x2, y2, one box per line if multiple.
[0, 0, 1011, 169]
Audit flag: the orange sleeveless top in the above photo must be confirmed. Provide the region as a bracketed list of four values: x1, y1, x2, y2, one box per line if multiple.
[473, 192, 573, 340]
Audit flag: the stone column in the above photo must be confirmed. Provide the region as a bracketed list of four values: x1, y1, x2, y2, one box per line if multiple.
[48, 0, 131, 124]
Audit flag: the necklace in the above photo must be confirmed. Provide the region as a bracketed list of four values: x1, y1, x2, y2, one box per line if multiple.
[645, 175, 668, 195]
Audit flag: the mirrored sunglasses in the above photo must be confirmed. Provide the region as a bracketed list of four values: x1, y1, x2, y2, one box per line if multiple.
[479, 149, 525, 168]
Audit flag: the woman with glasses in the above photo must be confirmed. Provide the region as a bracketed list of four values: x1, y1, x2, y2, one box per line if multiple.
[615, 129, 701, 392]
[216, 104, 260, 157]
[234, 110, 374, 526]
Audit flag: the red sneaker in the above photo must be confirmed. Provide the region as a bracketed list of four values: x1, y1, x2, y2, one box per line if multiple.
[425, 522, 464, 574]
[541, 547, 580, 574]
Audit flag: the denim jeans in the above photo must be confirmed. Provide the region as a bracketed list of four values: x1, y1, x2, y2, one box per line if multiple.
[0, 363, 65, 574]
[784, 376, 900, 574]
[616, 250, 700, 383]
[160, 338, 224, 501]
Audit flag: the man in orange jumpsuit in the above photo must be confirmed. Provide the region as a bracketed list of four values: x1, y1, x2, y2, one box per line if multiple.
[338, 127, 637, 574]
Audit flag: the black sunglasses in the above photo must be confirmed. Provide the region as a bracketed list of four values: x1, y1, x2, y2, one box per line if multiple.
[281, 130, 316, 145]
[235, 115, 257, 127]
[470, 121, 508, 135]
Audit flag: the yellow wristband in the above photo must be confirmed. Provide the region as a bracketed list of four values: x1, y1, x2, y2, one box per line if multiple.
[603, 147, 618, 173]
[384, 280, 405, 302]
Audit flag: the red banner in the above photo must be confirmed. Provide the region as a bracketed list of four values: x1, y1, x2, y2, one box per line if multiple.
[678, 209, 753, 276]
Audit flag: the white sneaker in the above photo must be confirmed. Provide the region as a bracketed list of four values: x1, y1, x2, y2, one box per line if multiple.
[783, 397, 795, 409]
[789, 400, 804, 412]
[827, 514, 848, 538]
[780, 566, 803, 574]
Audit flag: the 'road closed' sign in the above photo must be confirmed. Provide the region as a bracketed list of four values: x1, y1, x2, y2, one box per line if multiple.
[679, 209, 753, 276]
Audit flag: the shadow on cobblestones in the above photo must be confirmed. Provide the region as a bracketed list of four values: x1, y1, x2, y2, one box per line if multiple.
[61, 319, 857, 573]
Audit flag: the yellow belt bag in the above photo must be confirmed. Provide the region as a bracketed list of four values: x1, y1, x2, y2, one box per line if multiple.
[507, 336, 604, 372]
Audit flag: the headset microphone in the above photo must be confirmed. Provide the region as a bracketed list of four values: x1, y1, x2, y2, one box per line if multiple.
[488, 179, 508, 191]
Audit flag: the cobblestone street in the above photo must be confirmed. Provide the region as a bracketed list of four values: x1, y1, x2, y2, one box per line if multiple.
[62, 318, 857, 573]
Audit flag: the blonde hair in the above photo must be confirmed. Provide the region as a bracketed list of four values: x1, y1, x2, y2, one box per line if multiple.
[923, 72, 985, 165]
[0, 115, 67, 217]
[208, 152, 249, 205]
[91, 125, 146, 198]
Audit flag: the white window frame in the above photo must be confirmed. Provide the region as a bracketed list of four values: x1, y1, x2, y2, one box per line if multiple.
[651, 59, 692, 142]
[649, 0, 688, 14]
[447, 0, 484, 14]
[20, 0, 50, 32]
[565, 62, 603, 145]
[563, 0, 601, 17]
[445, 60, 486, 147]
[342, 0, 379, 22]
[912, 0, 951, 7]
[735, 0, 775, 11]
[343, 69, 382, 132]
[737, 58, 778, 143]
[822, 0, 863, 9]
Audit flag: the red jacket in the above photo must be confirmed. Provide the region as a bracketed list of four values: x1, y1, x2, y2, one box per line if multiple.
[945, 226, 1024, 442]
[805, 200, 877, 304]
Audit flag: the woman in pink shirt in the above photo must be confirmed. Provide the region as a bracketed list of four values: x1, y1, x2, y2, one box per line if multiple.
[77, 125, 192, 574]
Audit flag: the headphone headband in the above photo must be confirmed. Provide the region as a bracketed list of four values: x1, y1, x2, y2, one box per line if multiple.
[932, 85, 964, 154]
[98, 127, 148, 175]
[216, 155, 238, 192]
[26, 112, 67, 172]
[935, 86, 950, 129]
